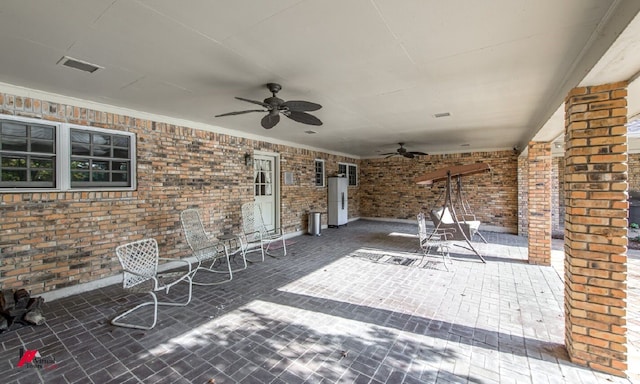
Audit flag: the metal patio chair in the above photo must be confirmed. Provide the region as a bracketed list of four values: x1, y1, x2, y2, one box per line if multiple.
[111, 238, 193, 330]
[181, 208, 246, 285]
[417, 212, 454, 271]
[241, 202, 287, 260]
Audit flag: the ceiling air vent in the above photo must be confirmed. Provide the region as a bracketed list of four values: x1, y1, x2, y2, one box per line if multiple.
[433, 112, 451, 118]
[57, 56, 103, 73]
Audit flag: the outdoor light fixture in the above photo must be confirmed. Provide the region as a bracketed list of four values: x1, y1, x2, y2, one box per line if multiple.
[244, 153, 252, 167]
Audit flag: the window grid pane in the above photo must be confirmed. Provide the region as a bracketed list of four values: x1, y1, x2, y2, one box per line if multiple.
[314, 160, 324, 187]
[70, 129, 132, 188]
[348, 165, 357, 186]
[1, 119, 135, 190]
[0, 119, 56, 188]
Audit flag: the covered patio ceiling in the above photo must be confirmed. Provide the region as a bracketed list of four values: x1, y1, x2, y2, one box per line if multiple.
[0, 0, 639, 157]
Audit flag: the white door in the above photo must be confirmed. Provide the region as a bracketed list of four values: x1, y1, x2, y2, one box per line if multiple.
[253, 152, 279, 231]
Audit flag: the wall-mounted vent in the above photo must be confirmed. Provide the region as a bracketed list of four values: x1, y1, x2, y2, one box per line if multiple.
[284, 172, 295, 185]
[433, 112, 451, 118]
[57, 56, 103, 73]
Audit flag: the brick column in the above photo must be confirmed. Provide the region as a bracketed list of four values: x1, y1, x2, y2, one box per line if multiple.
[518, 156, 529, 236]
[527, 142, 552, 265]
[564, 81, 628, 377]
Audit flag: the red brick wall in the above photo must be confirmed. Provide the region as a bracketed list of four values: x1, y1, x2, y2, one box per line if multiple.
[359, 151, 518, 232]
[519, 155, 565, 237]
[281, 148, 360, 231]
[527, 142, 552, 265]
[0, 92, 359, 294]
[553, 157, 566, 232]
[564, 82, 628, 377]
[628, 153, 640, 192]
[518, 156, 528, 235]
[0, 90, 519, 295]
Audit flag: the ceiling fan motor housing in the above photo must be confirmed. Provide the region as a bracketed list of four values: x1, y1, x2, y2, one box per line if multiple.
[267, 83, 282, 94]
[264, 96, 284, 108]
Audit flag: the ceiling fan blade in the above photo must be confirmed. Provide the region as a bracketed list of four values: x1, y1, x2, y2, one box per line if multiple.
[282, 100, 322, 112]
[284, 111, 323, 126]
[404, 153, 415, 159]
[215, 109, 265, 117]
[261, 114, 280, 129]
[385, 154, 398, 158]
[409, 151, 428, 156]
[236, 97, 270, 109]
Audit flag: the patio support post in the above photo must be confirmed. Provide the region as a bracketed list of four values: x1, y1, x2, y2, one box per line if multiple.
[527, 141, 552, 265]
[564, 81, 628, 377]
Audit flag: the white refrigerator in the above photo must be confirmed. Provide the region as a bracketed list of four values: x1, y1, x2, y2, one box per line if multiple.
[328, 177, 348, 227]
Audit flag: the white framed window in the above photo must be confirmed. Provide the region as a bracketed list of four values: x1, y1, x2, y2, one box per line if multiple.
[0, 115, 136, 191]
[0, 117, 58, 188]
[314, 159, 325, 187]
[68, 125, 134, 188]
[338, 162, 358, 186]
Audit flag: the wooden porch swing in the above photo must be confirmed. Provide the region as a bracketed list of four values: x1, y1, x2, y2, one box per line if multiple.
[415, 163, 491, 263]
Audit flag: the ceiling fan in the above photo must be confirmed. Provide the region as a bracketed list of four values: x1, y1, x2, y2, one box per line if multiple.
[382, 143, 427, 158]
[215, 83, 323, 129]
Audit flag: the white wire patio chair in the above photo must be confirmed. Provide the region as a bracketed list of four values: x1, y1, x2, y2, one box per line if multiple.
[180, 208, 246, 285]
[241, 202, 287, 260]
[417, 212, 455, 271]
[111, 238, 193, 330]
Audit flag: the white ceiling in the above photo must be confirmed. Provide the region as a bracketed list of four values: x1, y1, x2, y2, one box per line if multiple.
[1, 0, 640, 158]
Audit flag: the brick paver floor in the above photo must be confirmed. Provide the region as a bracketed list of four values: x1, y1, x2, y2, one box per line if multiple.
[0, 220, 635, 383]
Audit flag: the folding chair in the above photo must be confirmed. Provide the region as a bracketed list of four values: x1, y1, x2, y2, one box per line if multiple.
[181, 208, 245, 285]
[417, 212, 454, 271]
[112, 238, 193, 330]
[241, 202, 287, 260]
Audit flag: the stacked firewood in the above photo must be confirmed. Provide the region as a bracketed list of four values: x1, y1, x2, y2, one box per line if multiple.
[0, 289, 45, 332]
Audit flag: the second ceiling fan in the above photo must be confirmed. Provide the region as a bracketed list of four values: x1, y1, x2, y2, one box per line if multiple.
[382, 143, 427, 158]
[215, 83, 323, 129]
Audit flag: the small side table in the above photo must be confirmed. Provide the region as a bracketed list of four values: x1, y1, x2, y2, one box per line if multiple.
[218, 234, 247, 270]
